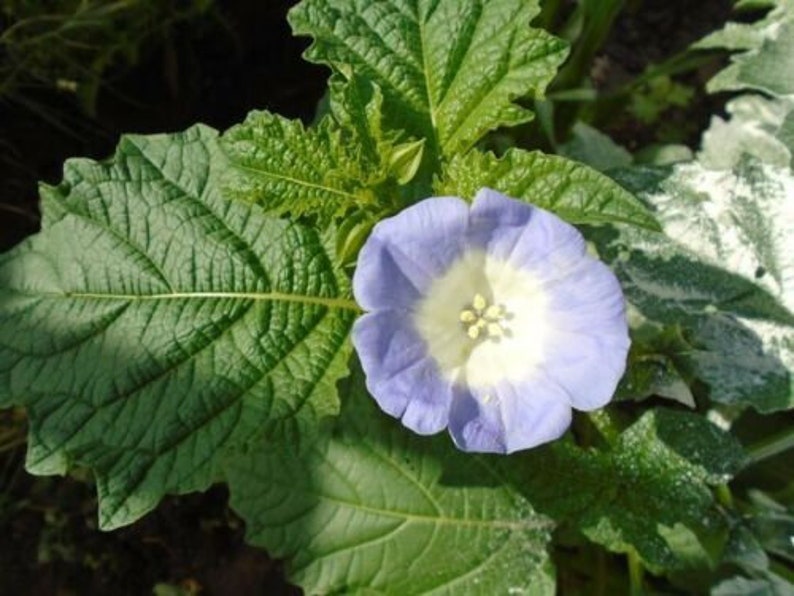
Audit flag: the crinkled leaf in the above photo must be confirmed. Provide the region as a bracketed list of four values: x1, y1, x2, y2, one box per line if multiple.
[435, 148, 659, 229]
[516, 409, 743, 571]
[328, 74, 388, 165]
[223, 77, 426, 224]
[694, 1, 794, 171]
[228, 370, 555, 595]
[695, 0, 794, 96]
[223, 110, 383, 224]
[0, 125, 356, 529]
[329, 72, 428, 186]
[700, 95, 794, 171]
[288, 0, 568, 161]
[599, 159, 794, 412]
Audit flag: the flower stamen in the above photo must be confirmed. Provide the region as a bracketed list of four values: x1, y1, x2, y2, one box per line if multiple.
[460, 293, 508, 341]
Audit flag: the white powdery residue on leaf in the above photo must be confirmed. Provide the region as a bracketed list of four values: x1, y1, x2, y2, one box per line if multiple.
[761, 18, 783, 42]
[700, 95, 794, 170]
[649, 160, 794, 312]
[614, 156, 794, 411]
[732, 317, 794, 378]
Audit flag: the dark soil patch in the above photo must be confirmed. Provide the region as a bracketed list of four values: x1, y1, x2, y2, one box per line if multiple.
[0, 0, 327, 253]
[0, 461, 299, 595]
[596, 0, 736, 150]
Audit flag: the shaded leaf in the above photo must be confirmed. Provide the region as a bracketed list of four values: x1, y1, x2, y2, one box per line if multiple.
[558, 122, 633, 173]
[616, 319, 696, 408]
[228, 369, 555, 595]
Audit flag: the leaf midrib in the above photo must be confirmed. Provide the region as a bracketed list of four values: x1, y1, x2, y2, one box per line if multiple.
[234, 162, 361, 203]
[311, 488, 547, 530]
[12, 289, 361, 312]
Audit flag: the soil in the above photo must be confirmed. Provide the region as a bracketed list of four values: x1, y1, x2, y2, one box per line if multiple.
[0, 1, 739, 594]
[596, 0, 736, 151]
[0, 1, 327, 253]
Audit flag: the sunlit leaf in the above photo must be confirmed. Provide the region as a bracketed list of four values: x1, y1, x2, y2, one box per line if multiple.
[0, 125, 356, 529]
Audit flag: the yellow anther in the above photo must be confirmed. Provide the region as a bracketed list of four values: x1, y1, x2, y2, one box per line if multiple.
[482, 393, 493, 404]
[484, 304, 503, 320]
[459, 310, 477, 323]
[460, 293, 509, 342]
[487, 323, 504, 338]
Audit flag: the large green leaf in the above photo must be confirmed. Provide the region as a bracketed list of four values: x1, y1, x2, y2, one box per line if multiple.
[289, 0, 568, 162]
[517, 409, 743, 571]
[599, 159, 794, 412]
[0, 125, 356, 529]
[228, 370, 556, 595]
[435, 148, 660, 229]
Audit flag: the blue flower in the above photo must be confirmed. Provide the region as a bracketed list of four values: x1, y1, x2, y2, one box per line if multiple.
[352, 189, 630, 453]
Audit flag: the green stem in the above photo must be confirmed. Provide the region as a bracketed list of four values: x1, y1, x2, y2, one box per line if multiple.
[537, 0, 565, 32]
[627, 549, 644, 596]
[745, 425, 794, 467]
[715, 484, 735, 509]
[551, 0, 625, 139]
[553, 0, 625, 91]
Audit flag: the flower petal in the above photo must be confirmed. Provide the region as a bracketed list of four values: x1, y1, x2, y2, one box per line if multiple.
[543, 257, 627, 333]
[539, 257, 630, 410]
[468, 188, 586, 270]
[447, 376, 572, 453]
[353, 197, 470, 311]
[353, 311, 452, 435]
[542, 329, 629, 411]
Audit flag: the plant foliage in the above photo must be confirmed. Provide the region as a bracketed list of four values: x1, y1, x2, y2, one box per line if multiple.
[1, 0, 794, 592]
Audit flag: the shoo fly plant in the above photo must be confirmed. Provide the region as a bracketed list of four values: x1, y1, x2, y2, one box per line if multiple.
[352, 189, 631, 453]
[2, 0, 794, 593]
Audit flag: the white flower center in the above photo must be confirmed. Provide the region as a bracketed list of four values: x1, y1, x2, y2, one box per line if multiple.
[413, 250, 551, 390]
